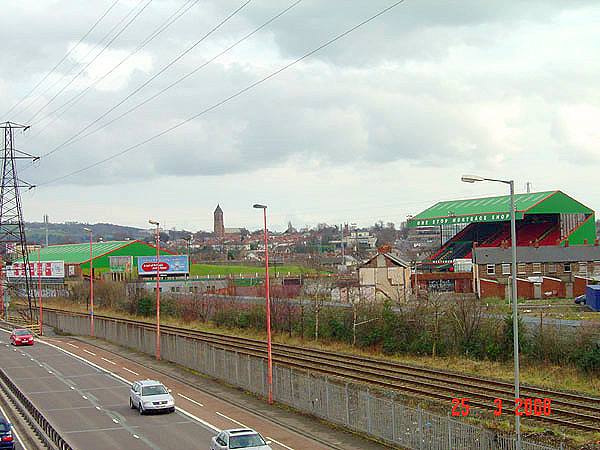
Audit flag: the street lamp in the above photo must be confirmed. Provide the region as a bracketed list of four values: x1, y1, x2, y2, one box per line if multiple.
[83, 227, 94, 337]
[184, 235, 193, 288]
[149, 220, 161, 360]
[37, 245, 43, 336]
[462, 174, 521, 449]
[253, 203, 273, 405]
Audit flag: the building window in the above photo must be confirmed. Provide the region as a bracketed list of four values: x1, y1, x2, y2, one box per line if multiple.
[548, 263, 556, 273]
[578, 262, 588, 275]
[486, 264, 495, 275]
[518, 263, 526, 274]
[532, 263, 542, 274]
[563, 263, 571, 273]
[501, 264, 511, 275]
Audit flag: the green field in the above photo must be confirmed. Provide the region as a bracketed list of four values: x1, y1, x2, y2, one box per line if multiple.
[189, 263, 313, 277]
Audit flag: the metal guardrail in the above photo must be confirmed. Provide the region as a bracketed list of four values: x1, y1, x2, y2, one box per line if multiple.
[0, 368, 73, 450]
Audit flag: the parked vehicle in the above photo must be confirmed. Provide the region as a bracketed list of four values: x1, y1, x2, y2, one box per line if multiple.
[574, 294, 586, 305]
[129, 380, 175, 414]
[9, 328, 34, 346]
[211, 429, 272, 450]
[0, 417, 14, 450]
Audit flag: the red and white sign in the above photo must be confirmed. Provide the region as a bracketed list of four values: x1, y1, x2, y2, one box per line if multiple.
[7, 261, 65, 279]
[140, 261, 170, 273]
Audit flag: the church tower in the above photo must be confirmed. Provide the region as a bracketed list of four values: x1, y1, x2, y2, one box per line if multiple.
[214, 204, 224, 237]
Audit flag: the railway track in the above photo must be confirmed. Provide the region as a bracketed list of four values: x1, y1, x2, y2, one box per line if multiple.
[35, 306, 600, 432]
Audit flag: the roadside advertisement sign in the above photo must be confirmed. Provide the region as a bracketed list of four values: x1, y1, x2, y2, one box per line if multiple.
[110, 255, 133, 273]
[7, 261, 65, 279]
[137, 255, 189, 276]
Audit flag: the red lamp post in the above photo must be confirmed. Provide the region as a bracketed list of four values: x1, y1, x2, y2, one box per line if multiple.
[253, 204, 273, 405]
[149, 219, 161, 360]
[38, 246, 42, 335]
[83, 228, 94, 337]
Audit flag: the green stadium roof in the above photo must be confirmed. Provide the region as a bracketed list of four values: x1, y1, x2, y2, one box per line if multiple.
[25, 240, 140, 264]
[408, 190, 593, 227]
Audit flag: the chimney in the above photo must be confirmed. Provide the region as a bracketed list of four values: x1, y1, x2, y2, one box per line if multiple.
[584, 239, 588, 245]
[595, 239, 599, 246]
[564, 240, 569, 247]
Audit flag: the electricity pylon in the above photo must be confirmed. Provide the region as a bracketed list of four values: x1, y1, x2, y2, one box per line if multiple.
[0, 122, 38, 321]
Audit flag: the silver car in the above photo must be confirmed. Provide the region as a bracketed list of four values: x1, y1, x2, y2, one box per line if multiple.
[211, 429, 272, 450]
[129, 380, 175, 414]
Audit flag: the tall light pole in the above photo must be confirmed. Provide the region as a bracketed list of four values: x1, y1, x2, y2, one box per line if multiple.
[149, 220, 161, 360]
[253, 204, 273, 405]
[462, 174, 521, 449]
[37, 246, 42, 335]
[83, 228, 94, 337]
[185, 235, 192, 288]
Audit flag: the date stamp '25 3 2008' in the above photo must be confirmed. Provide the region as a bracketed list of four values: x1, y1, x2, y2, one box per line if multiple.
[451, 398, 552, 417]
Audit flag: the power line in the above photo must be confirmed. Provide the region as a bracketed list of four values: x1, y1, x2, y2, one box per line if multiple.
[30, 0, 202, 139]
[1, 0, 121, 119]
[26, 0, 153, 124]
[38, 0, 406, 187]
[38, 0, 300, 160]
[40, 0, 253, 159]
[15, 0, 137, 121]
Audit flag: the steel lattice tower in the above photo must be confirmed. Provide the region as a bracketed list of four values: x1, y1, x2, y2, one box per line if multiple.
[0, 122, 38, 321]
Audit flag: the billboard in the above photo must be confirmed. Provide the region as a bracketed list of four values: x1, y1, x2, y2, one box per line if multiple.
[110, 255, 133, 273]
[7, 261, 65, 279]
[137, 255, 189, 276]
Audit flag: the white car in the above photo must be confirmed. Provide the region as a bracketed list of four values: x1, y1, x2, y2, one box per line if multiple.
[129, 380, 175, 414]
[211, 428, 272, 450]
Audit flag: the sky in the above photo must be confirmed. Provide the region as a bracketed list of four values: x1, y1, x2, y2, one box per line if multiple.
[1, 0, 599, 232]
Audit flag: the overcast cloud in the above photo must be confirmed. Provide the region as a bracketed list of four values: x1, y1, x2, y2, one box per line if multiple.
[1, 0, 599, 231]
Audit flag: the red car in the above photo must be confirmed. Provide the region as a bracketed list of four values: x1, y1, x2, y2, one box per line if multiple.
[10, 328, 34, 346]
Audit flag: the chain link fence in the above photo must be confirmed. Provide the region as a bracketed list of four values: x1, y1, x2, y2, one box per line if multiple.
[43, 310, 563, 450]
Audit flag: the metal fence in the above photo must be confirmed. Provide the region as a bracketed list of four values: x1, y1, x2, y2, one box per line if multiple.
[42, 310, 563, 450]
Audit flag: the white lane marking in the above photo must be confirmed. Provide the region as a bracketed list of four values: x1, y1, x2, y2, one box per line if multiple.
[67, 343, 79, 349]
[216, 411, 248, 428]
[101, 357, 116, 365]
[266, 437, 295, 450]
[122, 367, 138, 376]
[0, 393, 29, 450]
[36, 339, 222, 433]
[175, 406, 220, 432]
[83, 349, 96, 356]
[177, 393, 204, 407]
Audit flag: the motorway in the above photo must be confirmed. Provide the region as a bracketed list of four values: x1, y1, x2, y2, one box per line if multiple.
[0, 328, 335, 450]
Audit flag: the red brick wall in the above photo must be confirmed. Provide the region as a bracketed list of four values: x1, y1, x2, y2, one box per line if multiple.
[541, 277, 565, 298]
[517, 278, 535, 299]
[573, 276, 593, 297]
[480, 279, 504, 299]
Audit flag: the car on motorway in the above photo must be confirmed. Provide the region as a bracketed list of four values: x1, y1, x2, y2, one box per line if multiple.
[9, 328, 34, 346]
[0, 417, 14, 450]
[129, 380, 175, 414]
[211, 429, 272, 450]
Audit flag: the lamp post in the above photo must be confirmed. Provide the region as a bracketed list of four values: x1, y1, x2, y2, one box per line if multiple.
[149, 220, 161, 360]
[253, 203, 273, 405]
[83, 228, 94, 337]
[37, 246, 42, 336]
[462, 174, 521, 449]
[185, 235, 192, 288]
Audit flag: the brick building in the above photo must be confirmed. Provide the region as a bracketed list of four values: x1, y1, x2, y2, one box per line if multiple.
[473, 245, 600, 299]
